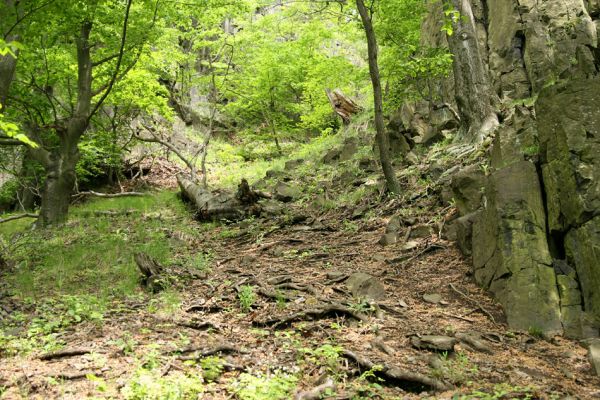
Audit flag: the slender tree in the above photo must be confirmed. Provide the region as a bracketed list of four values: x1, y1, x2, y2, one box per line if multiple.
[356, 0, 400, 194]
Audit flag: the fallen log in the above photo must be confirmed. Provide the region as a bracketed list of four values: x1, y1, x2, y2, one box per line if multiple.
[177, 174, 264, 221]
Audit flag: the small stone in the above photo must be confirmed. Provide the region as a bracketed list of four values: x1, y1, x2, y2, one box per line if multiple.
[284, 159, 303, 170]
[326, 272, 347, 280]
[409, 224, 434, 239]
[411, 335, 457, 352]
[379, 232, 397, 246]
[401, 240, 419, 251]
[274, 182, 301, 202]
[423, 293, 443, 304]
[405, 151, 418, 165]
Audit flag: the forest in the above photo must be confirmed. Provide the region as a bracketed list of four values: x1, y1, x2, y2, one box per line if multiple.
[0, 0, 599, 398]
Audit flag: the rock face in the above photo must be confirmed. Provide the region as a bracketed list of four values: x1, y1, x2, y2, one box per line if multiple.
[420, 0, 600, 338]
[471, 161, 562, 335]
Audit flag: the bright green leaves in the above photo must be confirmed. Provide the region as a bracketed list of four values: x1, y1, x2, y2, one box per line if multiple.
[375, 0, 453, 109]
[223, 3, 363, 138]
[0, 105, 38, 148]
[0, 39, 22, 57]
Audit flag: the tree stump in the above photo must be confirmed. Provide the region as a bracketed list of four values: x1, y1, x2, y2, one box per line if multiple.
[134, 252, 165, 293]
[326, 88, 362, 125]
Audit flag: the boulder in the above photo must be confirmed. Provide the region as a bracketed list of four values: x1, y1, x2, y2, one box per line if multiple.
[346, 273, 386, 301]
[445, 211, 480, 256]
[322, 138, 358, 164]
[284, 159, 304, 170]
[587, 339, 600, 376]
[450, 165, 486, 215]
[274, 182, 301, 203]
[409, 224, 434, 239]
[378, 233, 397, 246]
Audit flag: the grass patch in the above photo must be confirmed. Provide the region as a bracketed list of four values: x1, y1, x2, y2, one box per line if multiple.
[1, 191, 190, 301]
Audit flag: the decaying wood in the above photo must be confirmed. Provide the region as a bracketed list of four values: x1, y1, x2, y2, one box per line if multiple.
[177, 174, 264, 221]
[342, 349, 449, 392]
[39, 348, 91, 361]
[134, 252, 165, 292]
[252, 303, 369, 329]
[325, 88, 361, 124]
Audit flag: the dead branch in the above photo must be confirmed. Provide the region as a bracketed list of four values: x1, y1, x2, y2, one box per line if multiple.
[39, 348, 91, 361]
[252, 304, 369, 329]
[342, 350, 449, 392]
[449, 283, 497, 325]
[73, 190, 147, 198]
[0, 213, 38, 224]
[136, 122, 199, 181]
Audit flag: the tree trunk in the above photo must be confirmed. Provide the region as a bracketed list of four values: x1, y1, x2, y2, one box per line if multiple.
[356, 0, 400, 194]
[38, 150, 79, 227]
[446, 0, 498, 142]
[0, 39, 18, 109]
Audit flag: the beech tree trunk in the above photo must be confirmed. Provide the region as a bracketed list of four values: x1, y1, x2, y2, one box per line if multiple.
[356, 0, 400, 194]
[446, 0, 498, 142]
[38, 156, 76, 226]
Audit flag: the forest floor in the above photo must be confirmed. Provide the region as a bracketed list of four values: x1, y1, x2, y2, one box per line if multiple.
[1, 133, 600, 399]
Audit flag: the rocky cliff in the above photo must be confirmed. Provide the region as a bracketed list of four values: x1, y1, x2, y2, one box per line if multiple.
[419, 0, 600, 338]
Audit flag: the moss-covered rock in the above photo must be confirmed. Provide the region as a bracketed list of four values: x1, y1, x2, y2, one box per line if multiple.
[472, 161, 562, 335]
[565, 216, 600, 329]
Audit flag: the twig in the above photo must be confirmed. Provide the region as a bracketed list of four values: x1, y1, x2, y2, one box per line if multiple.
[0, 213, 38, 224]
[438, 312, 475, 323]
[73, 190, 147, 198]
[449, 283, 497, 324]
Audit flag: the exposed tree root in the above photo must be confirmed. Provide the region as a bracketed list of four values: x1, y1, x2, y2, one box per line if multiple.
[449, 283, 497, 325]
[176, 344, 245, 360]
[294, 377, 336, 400]
[252, 304, 369, 329]
[341, 350, 450, 392]
[176, 319, 219, 331]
